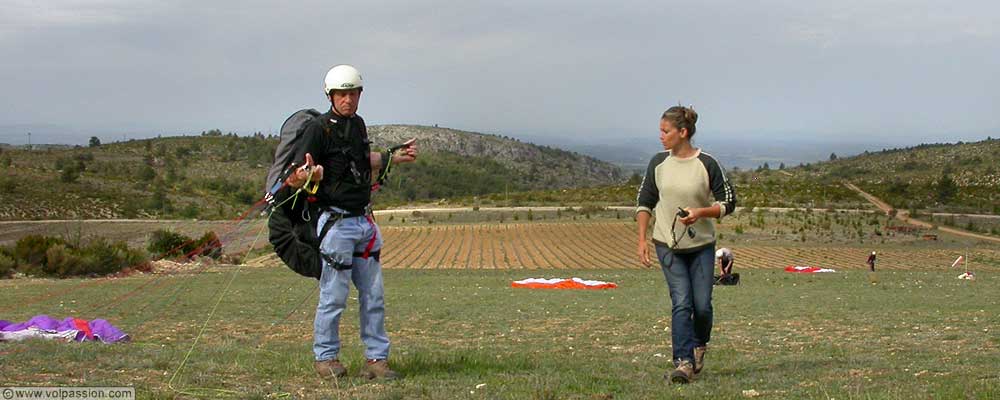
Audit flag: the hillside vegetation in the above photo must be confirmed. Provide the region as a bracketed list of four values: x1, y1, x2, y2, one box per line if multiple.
[807, 138, 1000, 214]
[1, 134, 995, 221]
[0, 126, 623, 220]
[447, 138, 999, 216]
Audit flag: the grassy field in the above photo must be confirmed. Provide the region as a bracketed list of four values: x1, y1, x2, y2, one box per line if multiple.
[2, 264, 999, 399]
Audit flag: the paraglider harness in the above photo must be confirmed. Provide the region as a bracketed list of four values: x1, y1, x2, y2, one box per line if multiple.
[714, 271, 740, 286]
[263, 109, 406, 279]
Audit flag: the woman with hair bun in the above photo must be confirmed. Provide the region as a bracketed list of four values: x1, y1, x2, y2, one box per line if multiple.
[635, 106, 737, 384]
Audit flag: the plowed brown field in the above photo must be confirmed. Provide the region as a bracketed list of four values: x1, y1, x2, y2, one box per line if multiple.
[352, 222, 998, 270]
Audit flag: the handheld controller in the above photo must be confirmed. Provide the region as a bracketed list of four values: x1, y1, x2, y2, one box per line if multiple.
[676, 207, 697, 239]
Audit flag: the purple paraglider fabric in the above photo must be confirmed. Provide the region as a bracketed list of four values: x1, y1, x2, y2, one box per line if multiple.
[0, 315, 129, 343]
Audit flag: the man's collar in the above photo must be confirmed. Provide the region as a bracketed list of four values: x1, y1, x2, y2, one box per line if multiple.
[327, 109, 359, 122]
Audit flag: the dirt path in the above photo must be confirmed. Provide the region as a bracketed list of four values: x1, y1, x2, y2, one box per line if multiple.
[843, 182, 1000, 244]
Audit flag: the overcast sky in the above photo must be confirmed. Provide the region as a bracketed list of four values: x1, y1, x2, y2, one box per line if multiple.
[1, 0, 998, 146]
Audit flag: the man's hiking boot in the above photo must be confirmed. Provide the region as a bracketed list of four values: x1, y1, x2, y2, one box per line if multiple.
[668, 360, 695, 384]
[694, 346, 706, 374]
[314, 359, 347, 379]
[360, 359, 401, 380]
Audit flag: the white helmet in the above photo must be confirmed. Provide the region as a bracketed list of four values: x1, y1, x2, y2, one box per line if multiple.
[324, 64, 363, 94]
[715, 249, 724, 258]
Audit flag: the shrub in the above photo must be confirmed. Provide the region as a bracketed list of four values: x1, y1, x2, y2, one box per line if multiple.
[147, 229, 223, 260]
[14, 235, 66, 267]
[180, 203, 200, 219]
[195, 231, 223, 260]
[147, 184, 172, 211]
[44, 244, 82, 277]
[3, 236, 147, 278]
[0, 253, 15, 278]
[147, 229, 191, 259]
[138, 165, 156, 181]
[0, 176, 16, 193]
[60, 166, 80, 183]
[81, 238, 150, 275]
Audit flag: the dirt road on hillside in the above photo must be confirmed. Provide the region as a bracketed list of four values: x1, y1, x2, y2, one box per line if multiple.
[843, 183, 1000, 244]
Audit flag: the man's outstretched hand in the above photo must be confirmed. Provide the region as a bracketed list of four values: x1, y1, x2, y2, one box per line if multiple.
[286, 153, 324, 188]
[392, 139, 418, 164]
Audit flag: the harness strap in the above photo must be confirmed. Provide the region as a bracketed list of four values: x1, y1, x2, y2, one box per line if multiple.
[362, 214, 378, 259]
[316, 211, 379, 268]
[317, 213, 341, 244]
[320, 251, 380, 271]
[354, 250, 380, 261]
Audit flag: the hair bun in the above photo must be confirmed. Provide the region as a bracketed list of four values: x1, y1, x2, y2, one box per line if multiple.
[685, 108, 698, 124]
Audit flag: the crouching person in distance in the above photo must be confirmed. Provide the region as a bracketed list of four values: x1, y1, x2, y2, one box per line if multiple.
[286, 65, 418, 381]
[636, 106, 737, 384]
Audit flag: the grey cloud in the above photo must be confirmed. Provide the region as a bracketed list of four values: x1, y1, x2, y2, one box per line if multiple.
[0, 0, 997, 145]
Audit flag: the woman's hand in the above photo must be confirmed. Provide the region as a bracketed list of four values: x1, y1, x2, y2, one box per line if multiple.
[638, 241, 653, 267]
[679, 207, 700, 225]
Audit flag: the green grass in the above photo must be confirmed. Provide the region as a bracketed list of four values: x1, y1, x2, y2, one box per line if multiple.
[2, 267, 998, 399]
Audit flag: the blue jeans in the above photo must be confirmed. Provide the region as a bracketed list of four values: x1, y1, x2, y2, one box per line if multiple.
[656, 243, 715, 364]
[313, 209, 389, 361]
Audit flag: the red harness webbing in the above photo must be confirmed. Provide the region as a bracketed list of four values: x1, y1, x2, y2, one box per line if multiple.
[362, 214, 378, 259]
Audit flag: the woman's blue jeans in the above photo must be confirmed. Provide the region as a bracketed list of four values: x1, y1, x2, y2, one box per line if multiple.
[656, 243, 715, 365]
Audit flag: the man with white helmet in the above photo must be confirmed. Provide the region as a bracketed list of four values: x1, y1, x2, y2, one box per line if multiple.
[285, 64, 417, 381]
[714, 248, 738, 286]
[716, 248, 733, 276]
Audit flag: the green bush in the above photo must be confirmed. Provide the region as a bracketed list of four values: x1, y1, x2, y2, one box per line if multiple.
[138, 165, 156, 181]
[0, 253, 15, 278]
[81, 238, 150, 275]
[3, 236, 149, 278]
[14, 235, 66, 267]
[0, 176, 16, 193]
[180, 203, 200, 219]
[196, 231, 223, 260]
[147, 229, 223, 260]
[44, 244, 82, 277]
[60, 166, 80, 183]
[147, 229, 191, 259]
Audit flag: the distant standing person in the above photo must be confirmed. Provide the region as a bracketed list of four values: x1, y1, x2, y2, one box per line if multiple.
[867, 251, 877, 272]
[636, 106, 737, 384]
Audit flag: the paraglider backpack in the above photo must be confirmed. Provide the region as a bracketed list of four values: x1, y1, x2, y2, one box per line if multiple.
[714, 273, 740, 286]
[264, 109, 334, 280]
[264, 109, 389, 279]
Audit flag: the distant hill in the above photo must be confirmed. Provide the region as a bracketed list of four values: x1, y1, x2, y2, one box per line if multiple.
[369, 125, 623, 188]
[454, 137, 1000, 216]
[0, 126, 624, 220]
[801, 137, 1000, 214]
[515, 133, 909, 172]
[2, 129, 993, 221]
